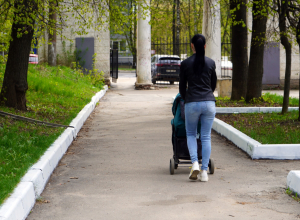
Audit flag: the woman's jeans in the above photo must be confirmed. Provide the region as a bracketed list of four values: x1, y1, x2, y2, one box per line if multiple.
[185, 101, 216, 170]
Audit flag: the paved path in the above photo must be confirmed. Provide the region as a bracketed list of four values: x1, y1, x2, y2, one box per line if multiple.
[27, 73, 300, 220]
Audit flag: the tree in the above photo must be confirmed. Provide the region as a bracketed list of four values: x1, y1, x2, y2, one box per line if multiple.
[284, 0, 300, 119]
[277, 0, 292, 114]
[0, 0, 109, 110]
[175, 0, 180, 55]
[230, 0, 248, 100]
[246, 0, 269, 102]
[48, 0, 57, 66]
[109, 0, 138, 69]
[150, 0, 203, 46]
[0, 0, 38, 110]
[297, 18, 300, 120]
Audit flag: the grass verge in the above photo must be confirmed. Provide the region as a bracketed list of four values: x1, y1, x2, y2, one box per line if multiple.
[216, 110, 300, 144]
[119, 67, 135, 71]
[216, 93, 299, 107]
[0, 64, 104, 205]
[215, 94, 300, 144]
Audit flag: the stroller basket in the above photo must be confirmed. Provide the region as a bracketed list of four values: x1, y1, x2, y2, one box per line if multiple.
[173, 134, 202, 161]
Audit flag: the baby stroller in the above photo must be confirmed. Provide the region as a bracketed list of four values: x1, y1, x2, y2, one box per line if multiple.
[170, 93, 215, 175]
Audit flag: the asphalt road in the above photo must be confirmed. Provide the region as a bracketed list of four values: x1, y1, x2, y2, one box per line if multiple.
[27, 72, 300, 220]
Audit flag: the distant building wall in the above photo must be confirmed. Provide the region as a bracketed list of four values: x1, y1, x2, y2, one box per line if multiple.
[39, 9, 110, 83]
[280, 44, 300, 89]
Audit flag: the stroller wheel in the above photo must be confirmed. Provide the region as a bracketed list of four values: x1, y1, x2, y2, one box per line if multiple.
[170, 158, 175, 175]
[209, 158, 215, 174]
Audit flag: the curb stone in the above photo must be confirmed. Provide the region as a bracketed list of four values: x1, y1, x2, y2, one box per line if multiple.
[0, 85, 108, 220]
[287, 171, 300, 195]
[209, 107, 300, 197]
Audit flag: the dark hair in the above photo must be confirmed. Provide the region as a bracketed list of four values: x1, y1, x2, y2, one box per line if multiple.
[191, 34, 206, 75]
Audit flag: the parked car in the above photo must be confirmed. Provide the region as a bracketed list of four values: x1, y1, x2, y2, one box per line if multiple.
[29, 54, 38, 64]
[151, 55, 181, 84]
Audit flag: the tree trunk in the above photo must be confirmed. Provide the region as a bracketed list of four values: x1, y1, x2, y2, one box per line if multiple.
[48, 2, 57, 66]
[175, 0, 180, 56]
[194, 0, 197, 34]
[296, 18, 300, 120]
[230, 0, 248, 100]
[298, 44, 300, 121]
[245, 0, 268, 102]
[132, 51, 137, 69]
[188, 0, 191, 40]
[132, 0, 137, 69]
[281, 38, 291, 114]
[173, 0, 176, 54]
[279, 0, 291, 114]
[0, 0, 37, 110]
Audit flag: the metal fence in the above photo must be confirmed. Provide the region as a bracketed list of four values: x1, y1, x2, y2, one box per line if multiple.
[221, 39, 232, 78]
[110, 49, 118, 81]
[151, 38, 192, 85]
[151, 38, 232, 84]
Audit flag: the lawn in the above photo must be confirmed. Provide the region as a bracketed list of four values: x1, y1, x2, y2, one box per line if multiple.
[216, 110, 300, 144]
[215, 92, 299, 145]
[119, 67, 135, 71]
[215, 93, 299, 107]
[0, 64, 104, 205]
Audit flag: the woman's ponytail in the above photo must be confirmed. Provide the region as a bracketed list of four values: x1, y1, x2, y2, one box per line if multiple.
[192, 34, 206, 75]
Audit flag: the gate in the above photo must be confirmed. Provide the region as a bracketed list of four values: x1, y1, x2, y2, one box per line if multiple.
[151, 38, 233, 83]
[151, 38, 192, 85]
[221, 39, 232, 78]
[110, 49, 118, 83]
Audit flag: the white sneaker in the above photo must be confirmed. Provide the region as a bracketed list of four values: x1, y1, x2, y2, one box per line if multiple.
[189, 162, 200, 180]
[199, 170, 208, 182]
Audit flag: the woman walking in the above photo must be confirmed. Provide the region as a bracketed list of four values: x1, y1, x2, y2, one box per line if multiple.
[179, 34, 217, 182]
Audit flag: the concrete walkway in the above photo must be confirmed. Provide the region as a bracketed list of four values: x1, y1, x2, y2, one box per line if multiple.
[27, 73, 300, 220]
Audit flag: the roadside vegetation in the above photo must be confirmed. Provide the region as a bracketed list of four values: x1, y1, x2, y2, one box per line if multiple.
[215, 93, 300, 145]
[0, 63, 104, 205]
[119, 67, 136, 71]
[216, 110, 300, 144]
[216, 93, 299, 107]
[286, 188, 300, 204]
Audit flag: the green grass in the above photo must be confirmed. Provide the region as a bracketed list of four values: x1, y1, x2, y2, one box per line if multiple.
[0, 64, 104, 204]
[119, 67, 135, 71]
[286, 187, 300, 203]
[262, 93, 299, 106]
[216, 93, 299, 107]
[217, 110, 300, 144]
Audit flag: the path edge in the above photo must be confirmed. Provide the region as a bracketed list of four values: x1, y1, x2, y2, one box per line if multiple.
[0, 85, 108, 220]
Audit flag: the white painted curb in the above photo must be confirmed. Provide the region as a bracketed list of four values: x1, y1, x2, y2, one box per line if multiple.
[287, 171, 300, 195]
[212, 107, 300, 198]
[212, 118, 300, 160]
[171, 100, 300, 194]
[212, 107, 300, 159]
[0, 85, 108, 220]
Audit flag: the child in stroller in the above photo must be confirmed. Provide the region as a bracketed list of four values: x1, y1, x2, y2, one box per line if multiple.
[170, 93, 215, 175]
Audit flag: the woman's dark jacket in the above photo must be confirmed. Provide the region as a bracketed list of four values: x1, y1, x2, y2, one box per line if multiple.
[179, 54, 217, 103]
